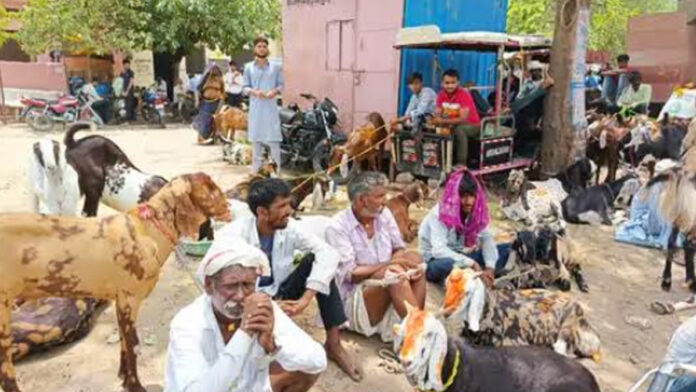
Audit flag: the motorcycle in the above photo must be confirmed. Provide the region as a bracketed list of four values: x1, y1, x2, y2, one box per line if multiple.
[279, 93, 346, 176]
[140, 87, 167, 128]
[20, 93, 104, 132]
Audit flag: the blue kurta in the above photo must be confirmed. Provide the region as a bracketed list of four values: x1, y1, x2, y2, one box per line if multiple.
[243, 60, 284, 143]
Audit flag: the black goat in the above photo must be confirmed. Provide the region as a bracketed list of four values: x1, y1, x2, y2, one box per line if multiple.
[562, 175, 640, 225]
[632, 117, 687, 164]
[394, 309, 600, 392]
[528, 158, 595, 195]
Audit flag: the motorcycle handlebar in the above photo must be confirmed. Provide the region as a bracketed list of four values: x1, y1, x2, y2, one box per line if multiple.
[300, 93, 317, 101]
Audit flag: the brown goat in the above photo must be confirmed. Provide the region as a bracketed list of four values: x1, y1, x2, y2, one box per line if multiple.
[0, 173, 230, 392]
[331, 112, 387, 173]
[386, 181, 429, 242]
[214, 106, 248, 142]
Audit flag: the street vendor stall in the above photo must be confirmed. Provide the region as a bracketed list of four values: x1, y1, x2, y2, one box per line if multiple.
[392, 25, 552, 179]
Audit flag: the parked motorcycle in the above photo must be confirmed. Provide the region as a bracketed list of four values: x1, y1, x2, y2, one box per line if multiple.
[20, 93, 104, 132]
[140, 87, 167, 128]
[279, 93, 346, 176]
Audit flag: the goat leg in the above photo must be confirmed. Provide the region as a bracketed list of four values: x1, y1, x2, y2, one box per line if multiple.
[572, 268, 590, 293]
[663, 227, 680, 292]
[116, 297, 146, 392]
[685, 235, 696, 292]
[0, 302, 20, 392]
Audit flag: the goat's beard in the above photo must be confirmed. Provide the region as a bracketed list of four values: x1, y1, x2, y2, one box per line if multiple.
[212, 297, 244, 320]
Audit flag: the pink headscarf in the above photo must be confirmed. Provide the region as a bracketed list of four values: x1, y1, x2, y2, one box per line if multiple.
[438, 169, 489, 247]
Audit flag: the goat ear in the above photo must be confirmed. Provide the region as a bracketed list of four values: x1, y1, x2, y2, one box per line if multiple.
[173, 178, 207, 239]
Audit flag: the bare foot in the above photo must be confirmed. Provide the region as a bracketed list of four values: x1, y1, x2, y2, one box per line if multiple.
[325, 341, 363, 382]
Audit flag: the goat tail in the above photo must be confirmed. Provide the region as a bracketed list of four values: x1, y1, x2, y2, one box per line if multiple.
[63, 122, 93, 149]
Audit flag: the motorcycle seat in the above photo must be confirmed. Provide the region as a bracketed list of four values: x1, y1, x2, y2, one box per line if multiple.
[279, 108, 299, 125]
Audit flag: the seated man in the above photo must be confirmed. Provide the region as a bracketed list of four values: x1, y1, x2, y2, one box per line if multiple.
[616, 71, 651, 115]
[326, 171, 426, 343]
[511, 61, 554, 148]
[419, 169, 510, 286]
[81, 77, 109, 123]
[648, 315, 696, 392]
[431, 69, 481, 165]
[600, 53, 631, 106]
[391, 72, 437, 130]
[209, 178, 362, 381]
[165, 241, 325, 392]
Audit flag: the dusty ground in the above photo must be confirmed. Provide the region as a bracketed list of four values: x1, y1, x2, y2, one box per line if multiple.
[1, 123, 694, 392]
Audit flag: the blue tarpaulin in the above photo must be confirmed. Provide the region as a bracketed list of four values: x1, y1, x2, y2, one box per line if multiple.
[399, 0, 509, 115]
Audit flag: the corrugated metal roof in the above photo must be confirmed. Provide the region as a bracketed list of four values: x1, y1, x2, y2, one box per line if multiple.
[398, 0, 509, 114]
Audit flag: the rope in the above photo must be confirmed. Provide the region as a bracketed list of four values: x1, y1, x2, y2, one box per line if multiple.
[289, 122, 394, 193]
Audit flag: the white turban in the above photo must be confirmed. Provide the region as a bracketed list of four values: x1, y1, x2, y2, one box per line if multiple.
[196, 240, 271, 284]
[528, 60, 544, 71]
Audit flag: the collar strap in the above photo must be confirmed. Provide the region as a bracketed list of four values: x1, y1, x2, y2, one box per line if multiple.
[425, 348, 460, 392]
[137, 204, 178, 245]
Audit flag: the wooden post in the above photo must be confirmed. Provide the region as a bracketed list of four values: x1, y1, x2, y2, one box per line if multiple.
[540, 0, 591, 177]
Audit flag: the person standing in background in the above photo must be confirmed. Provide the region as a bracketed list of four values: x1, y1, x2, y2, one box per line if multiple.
[243, 36, 283, 174]
[225, 61, 244, 108]
[121, 59, 136, 123]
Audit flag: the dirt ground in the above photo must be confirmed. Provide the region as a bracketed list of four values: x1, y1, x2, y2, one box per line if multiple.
[1, 123, 694, 392]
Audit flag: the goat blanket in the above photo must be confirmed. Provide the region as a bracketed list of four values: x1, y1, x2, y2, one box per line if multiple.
[615, 183, 684, 249]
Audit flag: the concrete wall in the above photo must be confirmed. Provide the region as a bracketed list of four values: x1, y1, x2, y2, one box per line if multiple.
[282, 0, 403, 131]
[628, 11, 696, 102]
[0, 61, 67, 106]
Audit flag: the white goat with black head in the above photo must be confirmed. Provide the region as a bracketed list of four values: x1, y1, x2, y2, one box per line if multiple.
[27, 137, 80, 216]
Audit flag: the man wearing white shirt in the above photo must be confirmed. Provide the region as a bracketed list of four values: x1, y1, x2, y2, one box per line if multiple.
[210, 178, 363, 382]
[225, 60, 244, 107]
[165, 241, 325, 392]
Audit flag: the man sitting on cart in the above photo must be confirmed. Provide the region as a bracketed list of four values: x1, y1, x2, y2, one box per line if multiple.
[430, 69, 481, 166]
[391, 72, 437, 130]
[510, 60, 554, 153]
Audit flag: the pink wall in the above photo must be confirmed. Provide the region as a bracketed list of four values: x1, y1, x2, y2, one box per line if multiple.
[282, 0, 404, 131]
[0, 61, 66, 90]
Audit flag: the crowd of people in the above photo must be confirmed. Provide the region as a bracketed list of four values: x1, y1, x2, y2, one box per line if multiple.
[165, 168, 506, 392]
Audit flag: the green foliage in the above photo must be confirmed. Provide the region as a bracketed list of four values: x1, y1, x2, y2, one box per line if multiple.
[0, 6, 11, 46]
[15, 0, 280, 57]
[507, 0, 679, 55]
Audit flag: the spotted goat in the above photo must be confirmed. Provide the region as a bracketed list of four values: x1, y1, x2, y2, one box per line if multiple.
[442, 268, 601, 360]
[0, 173, 230, 392]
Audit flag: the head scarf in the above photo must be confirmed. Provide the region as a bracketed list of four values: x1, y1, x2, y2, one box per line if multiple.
[197, 63, 223, 95]
[196, 240, 270, 284]
[438, 169, 489, 247]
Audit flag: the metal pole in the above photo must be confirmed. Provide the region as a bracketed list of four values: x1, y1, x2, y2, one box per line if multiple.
[495, 44, 504, 115]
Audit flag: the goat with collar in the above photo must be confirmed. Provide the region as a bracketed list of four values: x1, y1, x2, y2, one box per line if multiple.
[393, 307, 600, 392]
[27, 137, 80, 216]
[441, 268, 601, 360]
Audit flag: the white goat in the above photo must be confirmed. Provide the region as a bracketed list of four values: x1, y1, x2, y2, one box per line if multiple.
[27, 138, 80, 216]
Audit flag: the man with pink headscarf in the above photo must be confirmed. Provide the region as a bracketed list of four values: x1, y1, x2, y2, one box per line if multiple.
[418, 169, 510, 286]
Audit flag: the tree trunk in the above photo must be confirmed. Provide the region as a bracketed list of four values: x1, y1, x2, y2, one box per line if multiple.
[540, 0, 591, 177]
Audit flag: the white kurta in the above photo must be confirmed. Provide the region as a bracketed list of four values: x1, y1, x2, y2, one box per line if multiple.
[243, 60, 283, 143]
[164, 295, 326, 392]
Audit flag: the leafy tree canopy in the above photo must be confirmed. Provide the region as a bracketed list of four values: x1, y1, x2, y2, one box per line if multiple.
[507, 0, 678, 55]
[14, 0, 280, 57]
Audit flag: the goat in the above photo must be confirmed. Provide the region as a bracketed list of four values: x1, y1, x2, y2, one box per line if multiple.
[285, 175, 329, 212]
[331, 112, 387, 174]
[0, 173, 230, 392]
[386, 181, 429, 243]
[222, 142, 253, 166]
[502, 169, 568, 230]
[561, 175, 641, 225]
[27, 138, 81, 216]
[214, 105, 247, 142]
[527, 158, 596, 195]
[632, 114, 687, 164]
[63, 123, 168, 217]
[224, 161, 279, 201]
[442, 268, 601, 360]
[586, 116, 627, 184]
[394, 307, 601, 392]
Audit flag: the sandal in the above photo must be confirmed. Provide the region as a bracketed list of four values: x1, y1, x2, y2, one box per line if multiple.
[650, 301, 675, 315]
[378, 348, 402, 374]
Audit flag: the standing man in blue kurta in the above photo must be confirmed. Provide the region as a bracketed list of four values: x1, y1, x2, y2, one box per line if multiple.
[243, 36, 284, 173]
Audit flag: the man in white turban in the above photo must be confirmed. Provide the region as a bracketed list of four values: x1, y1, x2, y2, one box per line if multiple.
[165, 240, 326, 392]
